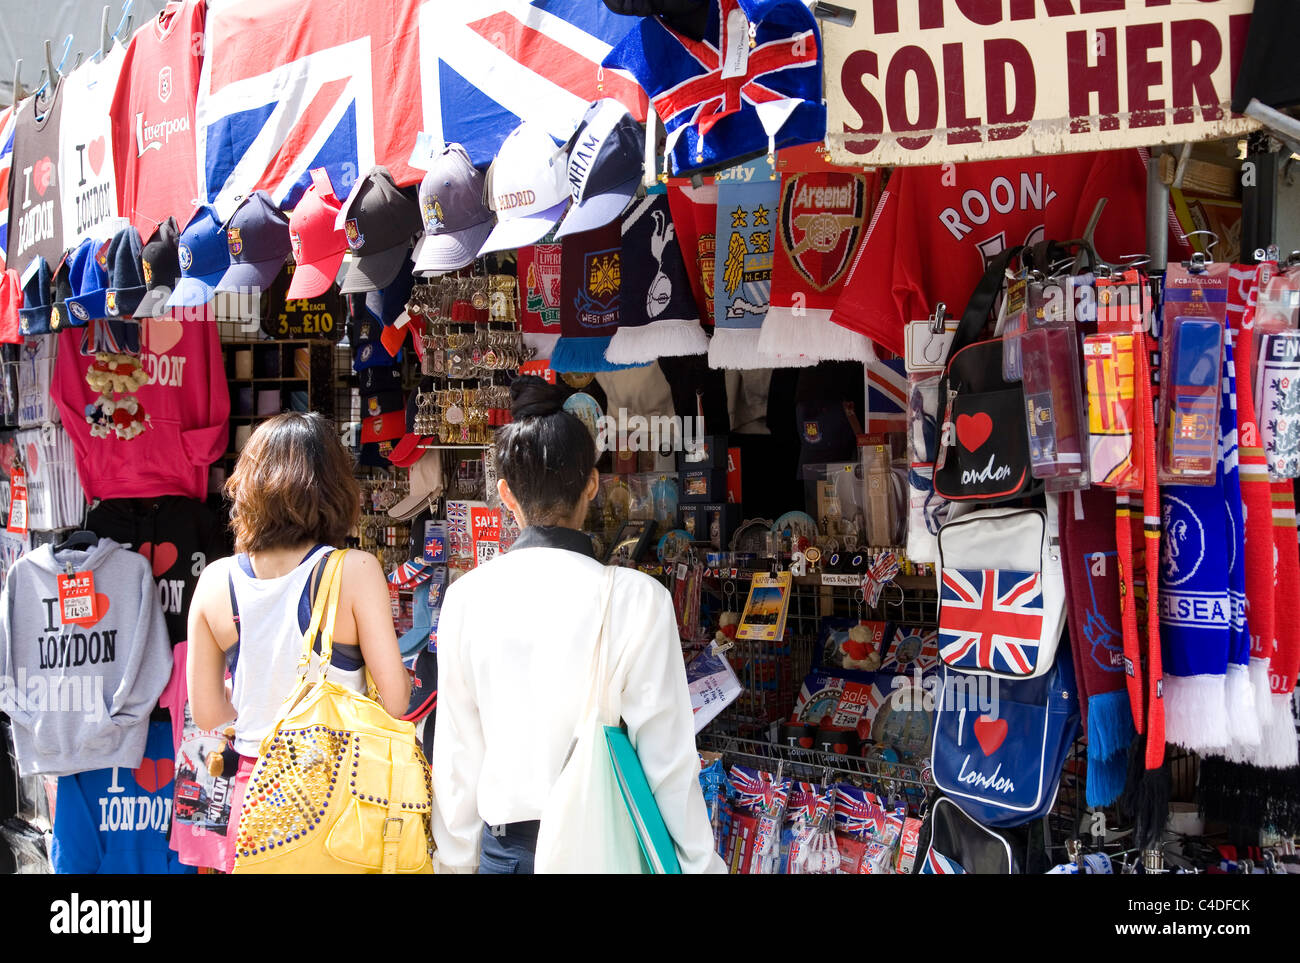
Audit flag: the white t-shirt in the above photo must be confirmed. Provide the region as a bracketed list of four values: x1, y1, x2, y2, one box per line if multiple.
[59, 43, 126, 247]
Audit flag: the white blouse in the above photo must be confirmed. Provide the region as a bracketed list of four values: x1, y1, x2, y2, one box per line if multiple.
[430, 538, 725, 874]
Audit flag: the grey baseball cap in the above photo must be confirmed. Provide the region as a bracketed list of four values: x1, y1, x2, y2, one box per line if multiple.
[555, 99, 643, 239]
[337, 167, 422, 294]
[413, 144, 495, 275]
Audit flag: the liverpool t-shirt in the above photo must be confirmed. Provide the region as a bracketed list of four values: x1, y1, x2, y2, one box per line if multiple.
[6, 82, 66, 275]
[830, 149, 1186, 358]
[60, 43, 127, 246]
[110, 0, 205, 236]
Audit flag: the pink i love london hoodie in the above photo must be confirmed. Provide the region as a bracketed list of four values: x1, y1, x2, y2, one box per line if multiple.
[51, 316, 229, 501]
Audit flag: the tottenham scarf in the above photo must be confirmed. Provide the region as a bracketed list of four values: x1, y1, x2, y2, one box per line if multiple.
[606, 193, 709, 364]
[709, 157, 781, 369]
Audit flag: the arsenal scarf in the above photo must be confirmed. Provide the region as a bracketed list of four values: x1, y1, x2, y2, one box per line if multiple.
[757, 168, 875, 366]
[709, 157, 781, 369]
[1061, 486, 1135, 806]
[606, 193, 708, 364]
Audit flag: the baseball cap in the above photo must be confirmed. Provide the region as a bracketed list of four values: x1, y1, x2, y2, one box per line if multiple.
[413, 144, 495, 275]
[389, 560, 447, 657]
[555, 99, 643, 239]
[217, 190, 292, 294]
[359, 388, 404, 444]
[402, 645, 438, 721]
[18, 257, 52, 336]
[478, 121, 571, 256]
[286, 168, 347, 300]
[66, 238, 113, 325]
[105, 226, 147, 318]
[388, 450, 445, 521]
[337, 167, 422, 294]
[136, 217, 182, 317]
[0, 268, 22, 343]
[167, 205, 231, 309]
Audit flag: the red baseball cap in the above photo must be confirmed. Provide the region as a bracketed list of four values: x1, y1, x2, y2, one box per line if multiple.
[0, 268, 23, 344]
[286, 168, 347, 301]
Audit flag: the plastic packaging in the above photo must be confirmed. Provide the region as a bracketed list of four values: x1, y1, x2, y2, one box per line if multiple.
[1159, 316, 1224, 484]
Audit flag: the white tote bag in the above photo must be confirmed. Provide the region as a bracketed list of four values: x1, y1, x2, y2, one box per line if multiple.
[534, 568, 647, 874]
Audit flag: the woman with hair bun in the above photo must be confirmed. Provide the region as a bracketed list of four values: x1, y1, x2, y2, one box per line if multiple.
[431, 376, 723, 874]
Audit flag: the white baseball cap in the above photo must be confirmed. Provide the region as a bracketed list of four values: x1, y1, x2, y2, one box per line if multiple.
[555, 99, 643, 239]
[478, 121, 570, 256]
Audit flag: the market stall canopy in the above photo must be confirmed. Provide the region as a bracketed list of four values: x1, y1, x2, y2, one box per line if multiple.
[821, 0, 1259, 167]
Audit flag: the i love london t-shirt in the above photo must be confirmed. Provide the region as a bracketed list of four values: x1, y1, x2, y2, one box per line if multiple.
[59, 43, 127, 246]
[110, 0, 204, 237]
[6, 81, 66, 275]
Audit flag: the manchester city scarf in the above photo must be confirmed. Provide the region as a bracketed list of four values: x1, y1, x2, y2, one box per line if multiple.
[606, 193, 708, 364]
[709, 157, 780, 369]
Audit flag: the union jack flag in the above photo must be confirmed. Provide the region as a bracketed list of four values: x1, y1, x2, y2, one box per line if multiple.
[866, 357, 909, 433]
[197, 1, 645, 218]
[604, 0, 826, 175]
[919, 849, 966, 874]
[939, 568, 1044, 676]
[0, 105, 13, 270]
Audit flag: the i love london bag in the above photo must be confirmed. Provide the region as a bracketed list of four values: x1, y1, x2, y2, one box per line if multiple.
[935, 496, 1066, 679]
[934, 248, 1039, 503]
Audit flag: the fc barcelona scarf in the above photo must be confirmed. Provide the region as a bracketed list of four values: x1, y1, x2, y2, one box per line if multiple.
[516, 234, 563, 361]
[606, 193, 709, 364]
[757, 168, 876, 366]
[666, 178, 717, 328]
[549, 220, 644, 374]
[1061, 486, 1135, 806]
[709, 157, 780, 369]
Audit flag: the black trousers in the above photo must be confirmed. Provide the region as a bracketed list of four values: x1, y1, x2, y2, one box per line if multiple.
[478, 821, 539, 874]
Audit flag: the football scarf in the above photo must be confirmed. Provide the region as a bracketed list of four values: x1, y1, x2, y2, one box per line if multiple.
[757, 168, 875, 366]
[606, 193, 708, 363]
[602, 0, 826, 177]
[517, 234, 563, 361]
[709, 157, 780, 369]
[1061, 486, 1134, 807]
[666, 178, 717, 328]
[1261, 480, 1300, 767]
[550, 219, 642, 374]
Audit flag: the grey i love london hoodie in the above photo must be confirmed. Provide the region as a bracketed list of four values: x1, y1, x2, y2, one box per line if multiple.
[0, 538, 172, 777]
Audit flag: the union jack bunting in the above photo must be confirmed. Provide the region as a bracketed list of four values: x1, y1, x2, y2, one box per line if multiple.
[939, 568, 1044, 676]
[919, 849, 966, 874]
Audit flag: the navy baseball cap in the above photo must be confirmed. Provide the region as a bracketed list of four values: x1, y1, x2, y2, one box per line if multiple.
[66, 238, 113, 324]
[412, 144, 495, 276]
[136, 217, 182, 317]
[105, 226, 147, 318]
[166, 205, 231, 308]
[217, 190, 292, 294]
[337, 167, 422, 294]
[555, 99, 643, 239]
[48, 254, 76, 332]
[18, 257, 52, 336]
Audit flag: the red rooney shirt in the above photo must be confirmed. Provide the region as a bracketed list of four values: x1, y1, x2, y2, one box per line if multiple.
[830, 149, 1188, 357]
[110, 0, 205, 237]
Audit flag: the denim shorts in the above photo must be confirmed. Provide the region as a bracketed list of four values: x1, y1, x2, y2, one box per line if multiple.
[478, 821, 539, 875]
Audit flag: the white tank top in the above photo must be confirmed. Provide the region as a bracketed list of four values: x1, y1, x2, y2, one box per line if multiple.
[227, 546, 365, 756]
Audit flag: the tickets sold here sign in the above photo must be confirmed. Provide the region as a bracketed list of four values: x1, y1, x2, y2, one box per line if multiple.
[823, 0, 1258, 167]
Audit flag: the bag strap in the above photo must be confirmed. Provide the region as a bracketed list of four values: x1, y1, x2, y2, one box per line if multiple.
[945, 245, 1023, 365]
[297, 549, 346, 680]
[560, 567, 620, 765]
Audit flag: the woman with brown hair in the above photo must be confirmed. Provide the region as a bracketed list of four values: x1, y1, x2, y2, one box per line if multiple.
[187, 412, 410, 872]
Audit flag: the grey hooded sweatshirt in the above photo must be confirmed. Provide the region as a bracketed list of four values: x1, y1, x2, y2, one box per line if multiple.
[0, 538, 172, 777]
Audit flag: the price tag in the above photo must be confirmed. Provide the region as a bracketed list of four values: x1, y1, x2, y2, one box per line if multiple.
[7, 468, 28, 536]
[57, 571, 99, 626]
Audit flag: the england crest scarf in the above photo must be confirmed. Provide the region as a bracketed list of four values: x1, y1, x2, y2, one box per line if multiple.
[709, 157, 781, 369]
[757, 168, 876, 366]
[606, 193, 709, 364]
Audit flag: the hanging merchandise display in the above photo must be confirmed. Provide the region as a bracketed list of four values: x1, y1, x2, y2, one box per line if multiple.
[709, 156, 779, 369]
[6, 81, 67, 277]
[58, 42, 127, 249]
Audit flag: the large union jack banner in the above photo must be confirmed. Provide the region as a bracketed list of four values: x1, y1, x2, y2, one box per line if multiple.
[918, 849, 966, 874]
[938, 568, 1044, 676]
[196, 0, 646, 219]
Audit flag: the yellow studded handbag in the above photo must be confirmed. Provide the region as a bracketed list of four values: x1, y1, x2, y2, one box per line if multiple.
[232, 550, 435, 874]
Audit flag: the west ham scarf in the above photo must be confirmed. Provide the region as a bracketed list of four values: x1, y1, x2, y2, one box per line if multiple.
[709, 157, 781, 369]
[550, 220, 644, 374]
[757, 168, 875, 366]
[606, 193, 709, 364]
[1061, 486, 1135, 806]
